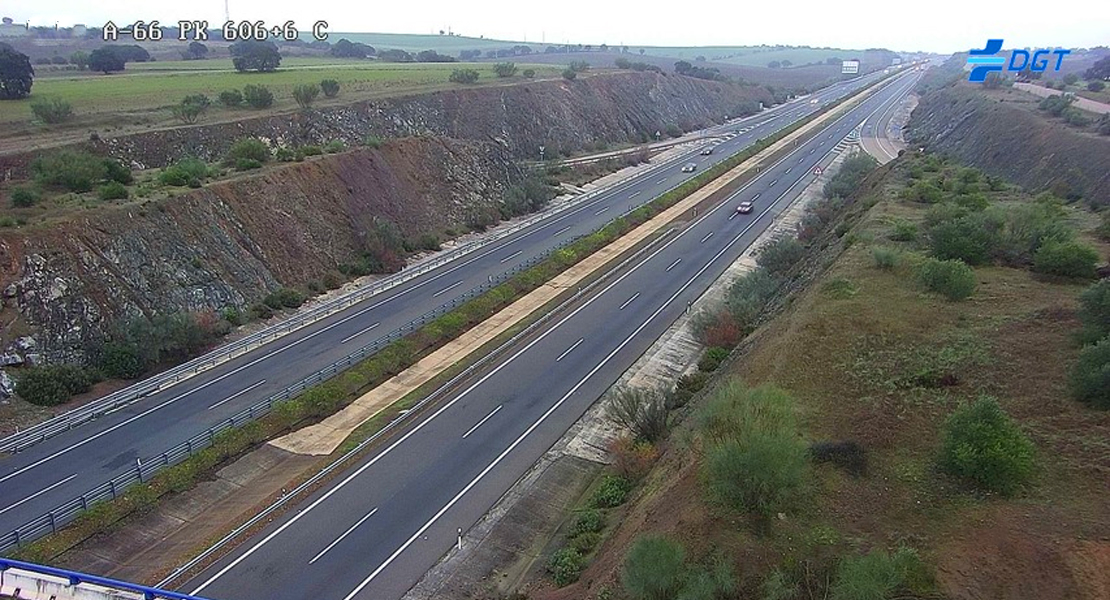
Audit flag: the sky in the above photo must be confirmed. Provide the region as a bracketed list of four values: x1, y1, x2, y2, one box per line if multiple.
[3, 0, 1106, 54]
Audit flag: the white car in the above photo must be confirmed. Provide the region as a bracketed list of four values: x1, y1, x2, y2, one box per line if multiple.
[736, 201, 754, 214]
[681, 162, 697, 173]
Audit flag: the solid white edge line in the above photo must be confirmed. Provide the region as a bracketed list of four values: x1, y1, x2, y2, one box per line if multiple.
[207, 380, 268, 411]
[0, 473, 78, 516]
[339, 322, 381, 345]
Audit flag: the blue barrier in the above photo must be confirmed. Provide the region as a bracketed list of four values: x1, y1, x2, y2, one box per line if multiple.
[0, 558, 211, 600]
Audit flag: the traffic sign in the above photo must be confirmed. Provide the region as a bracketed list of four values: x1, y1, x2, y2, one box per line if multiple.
[814, 166, 823, 176]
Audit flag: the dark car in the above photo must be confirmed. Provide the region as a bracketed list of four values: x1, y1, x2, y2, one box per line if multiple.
[736, 201, 754, 214]
[700, 146, 714, 155]
[681, 162, 698, 173]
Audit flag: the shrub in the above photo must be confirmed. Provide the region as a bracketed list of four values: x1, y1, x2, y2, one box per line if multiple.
[547, 547, 584, 586]
[756, 237, 806, 275]
[362, 136, 383, 149]
[292, 83, 320, 109]
[939, 397, 1035, 495]
[591, 474, 633, 508]
[159, 158, 209, 187]
[320, 78, 340, 97]
[1062, 107, 1091, 127]
[263, 287, 306, 309]
[694, 308, 743, 348]
[871, 246, 899, 269]
[242, 84, 274, 109]
[1032, 239, 1098, 278]
[275, 147, 295, 162]
[522, 68, 536, 78]
[606, 386, 669, 442]
[98, 341, 146, 379]
[571, 509, 605, 536]
[1089, 81, 1106, 92]
[830, 547, 925, 600]
[698, 346, 730, 372]
[235, 158, 262, 171]
[323, 139, 346, 154]
[301, 145, 323, 156]
[1070, 338, 1110, 409]
[927, 214, 998, 265]
[448, 68, 479, 84]
[1077, 280, 1110, 343]
[889, 219, 917, 241]
[249, 303, 275, 320]
[562, 68, 577, 81]
[916, 258, 976, 301]
[492, 62, 517, 77]
[227, 138, 271, 165]
[10, 186, 39, 207]
[98, 181, 129, 200]
[16, 365, 96, 406]
[623, 536, 686, 600]
[219, 89, 243, 107]
[30, 97, 73, 123]
[727, 268, 781, 328]
[609, 436, 660, 480]
[32, 150, 108, 192]
[822, 153, 877, 199]
[570, 531, 602, 553]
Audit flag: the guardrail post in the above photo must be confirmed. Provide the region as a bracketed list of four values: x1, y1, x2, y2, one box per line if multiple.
[48, 512, 56, 533]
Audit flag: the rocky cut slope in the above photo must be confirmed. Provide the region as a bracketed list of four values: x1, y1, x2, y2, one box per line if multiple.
[0, 137, 517, 363]
[0, 71, 773, 179]
[907, 81, 1110, 207]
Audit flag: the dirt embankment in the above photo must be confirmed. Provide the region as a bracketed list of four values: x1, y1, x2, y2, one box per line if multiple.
[0, 137, 516, 363]
[907, 82, 1110, 207]
[0, 71, 771, 179]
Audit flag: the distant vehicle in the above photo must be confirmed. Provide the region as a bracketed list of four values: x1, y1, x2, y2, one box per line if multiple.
[736, 201, 754, 214]
[681, 162, 697, 173]
[700, 146, 714, 155]
[810, 98, 819, 104]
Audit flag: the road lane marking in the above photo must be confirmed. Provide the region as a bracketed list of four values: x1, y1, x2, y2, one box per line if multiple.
[752, 193, 761, 200]
[595, 207, 609, 216]
[0, 474, 77, 516]
[462, 405, 503, 439]
[340, 322, 381, 345]
[555, 339, 585, 362]
[189, 76, 917, 596]
[553, 225, 572, 237]
[656, 177, 668, 184]
[628, 191, 641, 198]
[701, 232, 714, 243]
[433, 281, 463, 298]
[619, 292, 641, 310]
[207, 380, 267, 411]
[728, 211, 739, 221]
[769, 180, 778, 186]
[665, 258, 681, 272]
[308, 508, 378, 565]
[499, 250, 523, 264]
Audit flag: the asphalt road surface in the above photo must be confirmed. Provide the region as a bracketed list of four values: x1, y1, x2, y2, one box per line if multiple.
[183, 69, 921, 600]
[0, 71, 890, 534]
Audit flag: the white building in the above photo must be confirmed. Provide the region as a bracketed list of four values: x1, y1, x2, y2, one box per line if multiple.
[0, 17, 29, 38]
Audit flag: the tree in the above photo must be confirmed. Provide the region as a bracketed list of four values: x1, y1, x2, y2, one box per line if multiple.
[1084, 55, 1110, 81]
[1088, 80, 1106, 92]
[330, 38, 375, 58]
[320, 78, 340, 98]
[70, 50, 89, 70]
[230, 40, 281, 72]
[0, 44, 33, 98]
[767, 60, 782, 68]
[781, 59, 792, 67]
[292, 83, 320, 109]
[448, 68, 479, 84]
[242, 84, 274, 108]
[492, 62, 517, 77]
[88, 47, 125, 73]
[1062, 72, 1079, 86]
[378, 48, 413, 62]
[185, 41, 208, 60]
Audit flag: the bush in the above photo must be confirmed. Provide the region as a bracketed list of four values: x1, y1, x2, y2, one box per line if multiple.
[562, 68, 577, 81]
[362, 135, 383, 149]
[939, 397, 1035, 495]
[242, 84, 274, 109]
[571, 509, 605, 536]
[323, 139, 346, 154]
[623, 536, 686, 600]
[522, 68, 535, 78]
[591, 474, 633, 508]
[492, 62, 517, 77]
[275, 147, 295, 162]
[756, 237, 806, 275]
[693, 308, 743, 348]
[609, 436, 660, 480]
[1071, 338, 1110, 409]
[448, 68, 479, 84]
[159, 158, 209, 187]
[606, 387, 669, 442]
[916, 258, 976, 301]
[830, 547, 925, 600]
[927, 214, 998, 265]
[30, 97, 73, 123]
[871, 246, 899, 269]
[1032, 239, 1098, 278]
[227, 138, 271, 165]
[16, 365, 96, 406]
[10, 186, 39, 207]
[235, 158, 262, 171]
[320, 78, 340, 97]
[97, 181, 128, 200]
[97, 312, 228, 377]
[889, 219, 917, 241]
[698, 346, 730, 372]
[301, 145, 323, 157]
[727, 268, 781, 329]
[98, 341, 146, 379]
[570, 531, 602, 553]
[547, 547, 584, 586]
[1077, 280, 1110, 343]
[822, 154, 877, 199]
[1089, 80, 1106, 92]
[219, 89, 243, 107]
[292, 83, 320, 109]
[263, 287, 306, 309]
[32, 150, 108, 192]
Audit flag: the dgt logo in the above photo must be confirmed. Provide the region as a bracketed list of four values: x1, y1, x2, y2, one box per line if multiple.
[966, 39, 1070, 82]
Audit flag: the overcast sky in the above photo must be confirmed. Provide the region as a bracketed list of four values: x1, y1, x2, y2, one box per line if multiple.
[3, 0, 1106, 54]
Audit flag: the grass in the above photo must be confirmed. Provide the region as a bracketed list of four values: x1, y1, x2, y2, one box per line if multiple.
[634, 45, 863, 66]
[0, 58, 563, 129]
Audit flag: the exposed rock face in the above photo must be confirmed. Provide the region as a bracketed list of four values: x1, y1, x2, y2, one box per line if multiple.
[0, 72, 772, 178]
[908, 83, 1110, 207]
[0, 137, 517, 363]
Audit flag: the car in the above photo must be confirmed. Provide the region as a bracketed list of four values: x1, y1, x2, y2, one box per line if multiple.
[700, 146, 714, 155]
[681, 162, 697, 173]
[810, 98, 819, 104]
[736, 201, 754, 214]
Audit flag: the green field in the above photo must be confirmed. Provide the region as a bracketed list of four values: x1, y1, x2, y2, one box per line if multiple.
[305, 32, 526, 53]
[638, 45, 865, 66]
[0, 58, 563, 127]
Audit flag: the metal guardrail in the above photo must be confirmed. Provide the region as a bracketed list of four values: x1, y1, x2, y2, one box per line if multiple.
[0, 152, 690, 457]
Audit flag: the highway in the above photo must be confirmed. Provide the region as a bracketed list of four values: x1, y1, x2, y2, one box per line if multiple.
[182, 69, 922, 600]
[0, 71, 890, 536]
